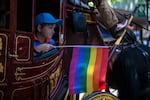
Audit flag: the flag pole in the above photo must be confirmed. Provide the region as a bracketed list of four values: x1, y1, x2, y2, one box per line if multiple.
[54, 45, 111, 48]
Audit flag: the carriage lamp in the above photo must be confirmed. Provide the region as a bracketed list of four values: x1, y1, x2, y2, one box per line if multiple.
[88, 1, 95, 10]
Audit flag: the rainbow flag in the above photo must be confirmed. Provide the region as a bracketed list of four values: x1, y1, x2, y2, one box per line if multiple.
[69, 47, 109, 94]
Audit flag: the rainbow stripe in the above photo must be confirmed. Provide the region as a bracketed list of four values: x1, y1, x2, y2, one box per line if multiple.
[69, 47, 109, 94]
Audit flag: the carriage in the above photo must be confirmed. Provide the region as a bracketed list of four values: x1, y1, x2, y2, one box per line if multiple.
[0, 0, 150, 100]
[0, 0, 66, 99]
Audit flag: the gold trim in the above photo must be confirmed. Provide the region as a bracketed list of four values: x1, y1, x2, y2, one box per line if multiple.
[12, 61, 62, 100]
[83, 92, 118, 100]
[11, 86, 32, 100]
[0, 63, 4, 73]
[16, 36, 31, 61]
[0, 33, 8, 83]
[0, 38, 2, 50]
[15, 56, 59, 81]
[0, 90, 4, 100]
[49, 60, 62, 92]
[11, 81, 46, 100]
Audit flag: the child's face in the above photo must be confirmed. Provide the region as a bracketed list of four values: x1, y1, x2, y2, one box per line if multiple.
[40, 24, 56, 38]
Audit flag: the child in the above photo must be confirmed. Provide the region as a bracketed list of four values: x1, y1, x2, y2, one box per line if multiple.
[34, 12, 62, 54]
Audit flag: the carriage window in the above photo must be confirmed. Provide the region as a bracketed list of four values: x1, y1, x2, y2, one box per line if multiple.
[33, 0, 60, 61]
[17, 0, 32, 32]
[0, 0, 10, 29]
[36, 0, 60, 44]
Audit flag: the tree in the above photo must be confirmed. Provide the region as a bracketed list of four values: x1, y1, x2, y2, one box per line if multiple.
[108, 0, 122, 7]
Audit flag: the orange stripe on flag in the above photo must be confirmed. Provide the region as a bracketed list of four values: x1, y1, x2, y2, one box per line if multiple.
[93, 48, 102, 90]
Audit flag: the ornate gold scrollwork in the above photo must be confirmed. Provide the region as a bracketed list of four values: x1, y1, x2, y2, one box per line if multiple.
[15, 67, 26, 81]
[14, 56, 59, 81]
[49, 60, 62, 93]
[0, 63, 4, 73]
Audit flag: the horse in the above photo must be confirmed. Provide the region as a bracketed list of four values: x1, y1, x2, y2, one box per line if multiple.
[107, 28, 150, 100]
[63, 0, 150, 99]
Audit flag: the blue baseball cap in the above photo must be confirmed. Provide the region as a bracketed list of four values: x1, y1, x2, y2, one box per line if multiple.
[35, 12, 62, 26]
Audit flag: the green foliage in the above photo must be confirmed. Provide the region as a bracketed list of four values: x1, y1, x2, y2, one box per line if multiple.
[138, 0, 145, 2]
[108, 0, 122, 7]
[110, 0, 122, 3]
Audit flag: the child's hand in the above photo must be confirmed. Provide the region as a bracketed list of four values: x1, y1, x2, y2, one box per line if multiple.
[48, 44, 56, 50]
[35, 43, 55, 53]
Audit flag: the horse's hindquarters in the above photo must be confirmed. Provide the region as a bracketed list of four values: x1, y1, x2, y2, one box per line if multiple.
[111, 45, 150, 100]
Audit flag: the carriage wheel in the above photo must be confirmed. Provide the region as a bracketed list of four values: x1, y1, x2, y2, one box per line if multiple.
[82, 91, 118, 100]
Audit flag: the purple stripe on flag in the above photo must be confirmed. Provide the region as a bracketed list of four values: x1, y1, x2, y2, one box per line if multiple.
[69, 47, 80, 94]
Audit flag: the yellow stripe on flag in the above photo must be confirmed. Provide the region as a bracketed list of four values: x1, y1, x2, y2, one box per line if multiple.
[86, 48, 97, 92]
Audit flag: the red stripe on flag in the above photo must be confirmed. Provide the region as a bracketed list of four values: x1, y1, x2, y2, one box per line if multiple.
[99, 48, 109, 90]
